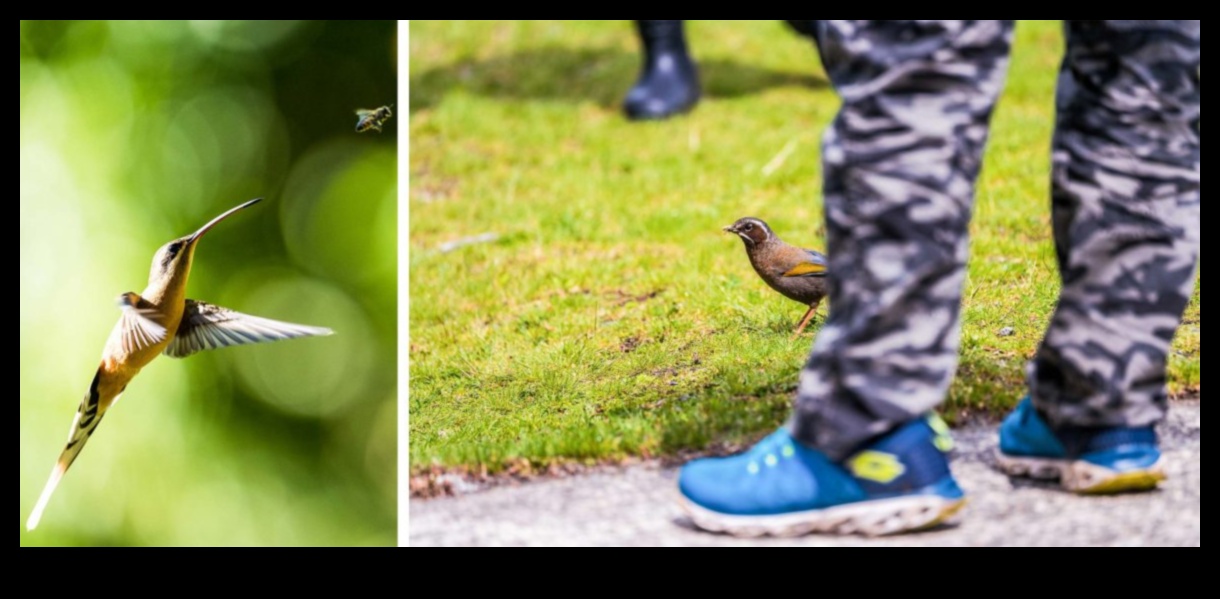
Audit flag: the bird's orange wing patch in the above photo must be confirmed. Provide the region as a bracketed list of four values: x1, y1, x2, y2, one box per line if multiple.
[782, 262, 827, 277]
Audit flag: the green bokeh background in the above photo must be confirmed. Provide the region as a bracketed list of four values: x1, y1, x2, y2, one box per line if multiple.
[20, 20, 397, 546]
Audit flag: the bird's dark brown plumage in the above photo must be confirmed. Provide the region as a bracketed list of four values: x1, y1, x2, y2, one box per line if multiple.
[724, 217, 828, 336]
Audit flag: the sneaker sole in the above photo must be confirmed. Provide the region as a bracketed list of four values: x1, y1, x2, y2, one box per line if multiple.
[677, 493, 966, 538]
[996, 454, 1166, 494]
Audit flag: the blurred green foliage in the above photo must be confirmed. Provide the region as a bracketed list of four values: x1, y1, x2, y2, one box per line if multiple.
[21, 20, 396, 546]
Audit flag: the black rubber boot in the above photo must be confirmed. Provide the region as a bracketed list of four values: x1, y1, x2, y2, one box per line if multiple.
[784, 20, 820, 45]
[623, 20, 700, 121]
[784, 20, 824, 70]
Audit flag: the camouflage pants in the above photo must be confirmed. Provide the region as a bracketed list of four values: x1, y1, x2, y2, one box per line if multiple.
[791, 21, 1200, 460]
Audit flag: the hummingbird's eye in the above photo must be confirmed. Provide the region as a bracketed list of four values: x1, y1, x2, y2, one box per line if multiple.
[164, 241, 184, 262]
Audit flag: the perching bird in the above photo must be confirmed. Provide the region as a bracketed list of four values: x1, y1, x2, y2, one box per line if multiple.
[26, 198, 333, 531]
[723, 217, 828, 338]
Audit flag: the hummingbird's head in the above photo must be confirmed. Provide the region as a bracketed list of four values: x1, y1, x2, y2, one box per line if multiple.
[149, 235, 197, 282]
[723, 217, 773, 248]
[147, 198, 263, 287]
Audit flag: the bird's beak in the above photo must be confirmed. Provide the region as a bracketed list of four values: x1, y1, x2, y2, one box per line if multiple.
[187, 198, 263, 244]
[722, 224, 737, 234]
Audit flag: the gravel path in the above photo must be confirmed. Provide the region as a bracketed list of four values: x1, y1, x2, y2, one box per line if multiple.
[410, 401, 1200, 546]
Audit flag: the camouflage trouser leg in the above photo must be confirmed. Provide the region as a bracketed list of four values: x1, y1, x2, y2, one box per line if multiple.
[790, 21, 1015, 460]
[1030, 21, 1200, 428]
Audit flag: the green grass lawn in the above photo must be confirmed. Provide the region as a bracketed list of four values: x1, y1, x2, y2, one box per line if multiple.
[409, 20, 1200, 474]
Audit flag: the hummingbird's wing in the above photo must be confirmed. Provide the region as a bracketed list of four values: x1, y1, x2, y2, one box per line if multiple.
[164, 300, 333, 358]
[113, 292, 167, 354]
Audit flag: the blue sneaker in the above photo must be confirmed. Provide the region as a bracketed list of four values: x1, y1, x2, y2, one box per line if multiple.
[997, 397, 1165, 494]
[677, 415, 966, 537]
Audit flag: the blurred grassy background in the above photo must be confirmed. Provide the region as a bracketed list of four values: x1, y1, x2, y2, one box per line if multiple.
[21, 20, 396, 546]
[409, 20, 1200, 475]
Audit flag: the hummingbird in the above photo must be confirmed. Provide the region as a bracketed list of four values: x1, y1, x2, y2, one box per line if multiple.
[26, 198, 333, 531]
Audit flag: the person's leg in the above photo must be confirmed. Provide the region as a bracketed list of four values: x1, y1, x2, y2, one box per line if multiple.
[1035, 20, 1199, 429]
[622, 20, 700, 121]
[679, 21, 1015, 536]
[791, 20, 1016, 460]
[1000, 21, 1199, 492]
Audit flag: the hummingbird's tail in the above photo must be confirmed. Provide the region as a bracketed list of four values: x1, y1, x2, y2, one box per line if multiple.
[27, 368, 110, 531]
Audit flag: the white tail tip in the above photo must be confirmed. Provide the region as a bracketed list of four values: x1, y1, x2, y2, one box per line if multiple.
[27, 465, 65, 531]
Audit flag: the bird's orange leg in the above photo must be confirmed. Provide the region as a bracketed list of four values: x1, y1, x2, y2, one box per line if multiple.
[791, 301, 821, 339]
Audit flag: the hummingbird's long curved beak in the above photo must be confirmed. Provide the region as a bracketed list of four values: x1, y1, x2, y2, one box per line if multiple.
[188, 198, 263, 244]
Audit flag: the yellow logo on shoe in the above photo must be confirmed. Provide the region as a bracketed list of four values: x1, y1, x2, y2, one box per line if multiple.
[848, 451, 906, 483]
[927, 412, 955, 452]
